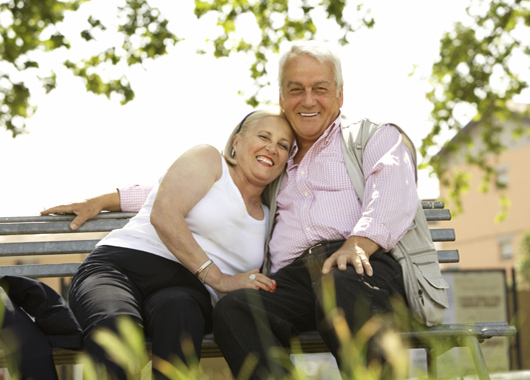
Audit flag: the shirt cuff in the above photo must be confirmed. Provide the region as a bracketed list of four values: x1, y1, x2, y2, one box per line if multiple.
[118, 185, 153, 212]
[351, 216, 394, 251]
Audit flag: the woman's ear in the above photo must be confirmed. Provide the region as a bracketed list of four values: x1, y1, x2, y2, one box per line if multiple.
[232, 134, 241, 152]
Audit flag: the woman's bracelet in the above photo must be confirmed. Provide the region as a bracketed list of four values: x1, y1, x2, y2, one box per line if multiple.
[201, 263, 214, 284]
[195, 259, 213, 277]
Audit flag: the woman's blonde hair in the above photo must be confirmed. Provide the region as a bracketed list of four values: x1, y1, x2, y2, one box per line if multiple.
[222, 108, 289, 165]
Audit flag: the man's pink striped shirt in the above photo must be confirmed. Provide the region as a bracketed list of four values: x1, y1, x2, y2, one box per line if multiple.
[268, 117, 418, 273]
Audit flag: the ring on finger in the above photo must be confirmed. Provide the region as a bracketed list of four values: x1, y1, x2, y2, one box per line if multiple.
[249, 274, 256, 280]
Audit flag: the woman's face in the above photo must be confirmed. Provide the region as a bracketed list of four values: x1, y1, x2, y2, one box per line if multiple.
[232, 116, 294, 186]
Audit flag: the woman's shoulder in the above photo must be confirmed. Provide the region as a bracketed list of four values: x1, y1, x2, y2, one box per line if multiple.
[180, 144, 223, 181]
[186, 144, 221, 157]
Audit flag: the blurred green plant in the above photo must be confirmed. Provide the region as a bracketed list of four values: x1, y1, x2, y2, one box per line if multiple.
[515, 231, 530, 290]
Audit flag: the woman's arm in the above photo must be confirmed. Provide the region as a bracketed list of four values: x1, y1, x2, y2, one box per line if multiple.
[151, 145, 275, 294]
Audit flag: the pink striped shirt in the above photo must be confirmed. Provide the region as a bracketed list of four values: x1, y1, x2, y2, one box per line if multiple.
[268, 115, 418, 273]
[118, 184, 153, 212]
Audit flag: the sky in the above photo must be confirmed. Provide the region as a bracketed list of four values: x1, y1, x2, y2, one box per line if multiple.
[0, 0, 473, 217]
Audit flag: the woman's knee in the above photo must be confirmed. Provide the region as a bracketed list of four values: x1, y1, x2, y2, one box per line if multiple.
[213, 289, 256, 329]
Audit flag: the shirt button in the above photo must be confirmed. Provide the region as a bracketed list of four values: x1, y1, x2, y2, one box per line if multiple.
[300, 170, 305, 175]
[304, 192, 309, 197]
[306, 227, 311, 232]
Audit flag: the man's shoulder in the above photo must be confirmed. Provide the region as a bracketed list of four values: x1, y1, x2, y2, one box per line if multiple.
[340, 118, 385, 146]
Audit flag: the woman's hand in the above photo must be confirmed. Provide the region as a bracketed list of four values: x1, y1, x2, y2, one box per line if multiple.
[207, 269, 276, 293]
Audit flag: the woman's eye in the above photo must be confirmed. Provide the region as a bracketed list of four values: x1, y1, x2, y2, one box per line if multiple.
[259, 135, 270, 140]
[279, 144, 289, 150]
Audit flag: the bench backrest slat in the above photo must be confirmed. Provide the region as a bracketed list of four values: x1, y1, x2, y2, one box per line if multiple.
[0, 263, 80, 278]
[0, 250, 460, 279]
[436, 250, 459, 263]
[0, 205, 458, 279]
[0, 212, 137, 224]
[0, 219, 129, 235]
[0, 229, 455, 257]
[0, 240, 100, 256]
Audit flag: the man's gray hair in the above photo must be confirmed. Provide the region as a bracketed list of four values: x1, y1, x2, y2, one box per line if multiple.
[278, 41, 343, 97]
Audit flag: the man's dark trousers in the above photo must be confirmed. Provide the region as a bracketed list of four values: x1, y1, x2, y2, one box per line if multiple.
[213, 248, 406, 379]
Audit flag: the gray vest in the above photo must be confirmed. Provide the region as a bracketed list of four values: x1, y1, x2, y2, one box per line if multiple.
[261, 118, 449, 326]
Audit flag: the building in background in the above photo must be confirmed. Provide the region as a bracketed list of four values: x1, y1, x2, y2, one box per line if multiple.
[437, 104, 530, 278]
[435, 103, 530, 370]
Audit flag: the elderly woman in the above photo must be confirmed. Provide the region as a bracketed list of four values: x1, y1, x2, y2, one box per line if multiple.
[64, 109, 294, 379]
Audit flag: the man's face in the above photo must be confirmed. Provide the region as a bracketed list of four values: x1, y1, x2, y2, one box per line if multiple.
[279, 54, 343, 148]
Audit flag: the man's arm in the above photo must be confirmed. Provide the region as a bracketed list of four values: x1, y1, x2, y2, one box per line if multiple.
[323, 125, 418, 276]
[40, 184, 153, 230]
[41, 192, 121, 230]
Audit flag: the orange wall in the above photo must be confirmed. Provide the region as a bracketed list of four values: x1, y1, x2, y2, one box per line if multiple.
[439, 143, 530, 278]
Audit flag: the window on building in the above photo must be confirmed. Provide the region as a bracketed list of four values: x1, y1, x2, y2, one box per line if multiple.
[495, 165, 509, 189]
[497, 236, 514, 260]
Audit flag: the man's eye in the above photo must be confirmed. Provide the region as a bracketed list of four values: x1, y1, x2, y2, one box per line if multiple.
[290, 88, 302, 95]
[314, 87, 328, 94]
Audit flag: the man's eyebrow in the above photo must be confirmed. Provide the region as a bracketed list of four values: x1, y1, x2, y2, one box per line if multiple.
[286, 80, 332, 87]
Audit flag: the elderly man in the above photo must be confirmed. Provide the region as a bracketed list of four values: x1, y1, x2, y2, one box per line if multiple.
[212, 42, 418, 378]
[43, 42, 443, 378]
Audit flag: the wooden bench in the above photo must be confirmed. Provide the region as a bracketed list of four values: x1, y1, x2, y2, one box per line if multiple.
[0, 202, 517, 379]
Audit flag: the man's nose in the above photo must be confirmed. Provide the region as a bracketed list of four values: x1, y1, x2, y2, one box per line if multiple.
[301, 90, 317, 107]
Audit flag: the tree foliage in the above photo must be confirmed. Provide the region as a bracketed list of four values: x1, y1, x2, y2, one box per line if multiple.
[2, 0, 529, 217]
[420, 0, 530, 212]
[193, 0, 373, 106]
[0, 0, 373, 137]
[0, 0, 178, 137]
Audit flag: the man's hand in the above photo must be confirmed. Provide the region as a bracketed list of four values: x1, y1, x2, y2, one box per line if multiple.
[41, 192, 121, 230]
[321, 237, 380, 276]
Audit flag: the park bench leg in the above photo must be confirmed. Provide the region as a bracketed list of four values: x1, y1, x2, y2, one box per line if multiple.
[426, 348, 438, 379]
[464, 336, 490, 380]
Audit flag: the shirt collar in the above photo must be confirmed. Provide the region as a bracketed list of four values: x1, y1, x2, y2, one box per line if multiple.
[288, 111, 343, 160]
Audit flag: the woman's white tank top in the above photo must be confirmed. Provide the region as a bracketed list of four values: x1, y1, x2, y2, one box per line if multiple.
[98, 155, 269, 304]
